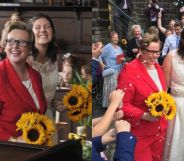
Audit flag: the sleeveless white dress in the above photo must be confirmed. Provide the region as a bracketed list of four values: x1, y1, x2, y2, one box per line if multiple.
[31, 58, 59, 144]
[31, 59, 58, 114]
[163, 50, 184, 161]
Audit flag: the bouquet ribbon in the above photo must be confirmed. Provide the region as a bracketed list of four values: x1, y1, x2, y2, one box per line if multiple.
[68, 133, 86, 144]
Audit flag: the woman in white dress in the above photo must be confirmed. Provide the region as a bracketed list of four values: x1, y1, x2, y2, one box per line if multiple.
[28, 14, 60, 143]
[162, 29, 184, 161]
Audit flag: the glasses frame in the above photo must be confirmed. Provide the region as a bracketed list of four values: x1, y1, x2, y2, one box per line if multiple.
[6, 38, 30, 47]
[144, 48, 161, 56]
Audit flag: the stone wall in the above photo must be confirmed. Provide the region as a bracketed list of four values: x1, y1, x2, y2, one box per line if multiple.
[92, 0, 179, 42]
[131, 0, 178, 33]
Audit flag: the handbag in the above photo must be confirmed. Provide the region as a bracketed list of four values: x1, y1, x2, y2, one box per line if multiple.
[102, 67, 115, 77]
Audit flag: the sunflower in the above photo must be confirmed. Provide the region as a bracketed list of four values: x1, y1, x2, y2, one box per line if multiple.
[149, 100, 168, 117]
[23, 124, 46, 145]
[63, 91, 83, 110]
[122, 39, 127, 45]
[67, 108, 86, 122]
[71, 85, 89, 100]
[145, 91, 176, 120]
[16, 112, 39, 131]
[164, 106, 177, 120]
[39, 115, 55, 135]
[145, 92, 158, 107]
[86, 81, 92, 93]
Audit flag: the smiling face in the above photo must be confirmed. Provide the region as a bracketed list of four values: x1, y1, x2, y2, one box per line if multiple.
[133, 27, 142, 39]
[141, 42, 160, 66]
[5, 29, 30, 65]
[32, 18, 53, 46]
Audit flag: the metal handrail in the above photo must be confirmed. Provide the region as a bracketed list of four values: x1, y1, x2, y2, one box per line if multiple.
[108, 0, 137, 24]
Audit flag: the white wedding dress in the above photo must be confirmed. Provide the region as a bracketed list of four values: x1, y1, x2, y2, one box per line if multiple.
[163, 50, 184, 161]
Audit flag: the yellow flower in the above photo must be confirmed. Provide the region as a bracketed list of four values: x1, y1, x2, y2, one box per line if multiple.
[122, 39, 127, 45]
[145, 92, 158, 107]
[87, 81, 92, 93]
[39, 115, 55, 136]
[149, 100, 167, 117]
[63, 91, 83, 110]
[164, 106, 177, 120]
[16, 112, 40, 130]
[71, 85, 89, 100]
[145, 91, 176, 120]
[67, 108, 86, 122]
[23, 124, 46, 145]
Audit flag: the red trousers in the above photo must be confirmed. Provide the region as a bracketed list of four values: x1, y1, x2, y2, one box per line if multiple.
[134, 130, 166, 161]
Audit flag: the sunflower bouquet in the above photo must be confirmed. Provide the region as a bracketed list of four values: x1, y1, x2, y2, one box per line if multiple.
[63, 81, 92, 125]
[63, 80, 92, 160]
[145, 91, 177, 120]
[16, 112, 55, 146]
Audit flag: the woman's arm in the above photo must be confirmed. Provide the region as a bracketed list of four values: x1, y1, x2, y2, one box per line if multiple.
[157, 11, 166, 35]
[92, 89, 124, 137]
[92, 117, 102, 127]
[162, 52, 172, 90]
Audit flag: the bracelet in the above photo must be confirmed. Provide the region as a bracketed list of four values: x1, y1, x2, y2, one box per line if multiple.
[8, 136, 17, 142]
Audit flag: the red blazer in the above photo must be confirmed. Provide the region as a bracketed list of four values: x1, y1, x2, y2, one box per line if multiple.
[117, 58, 167, 137]
[0, 58, 47, 140]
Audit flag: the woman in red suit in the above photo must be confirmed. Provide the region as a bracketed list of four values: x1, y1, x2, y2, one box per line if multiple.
[0, 21, 47, 141]
[117, 32, 167, 161]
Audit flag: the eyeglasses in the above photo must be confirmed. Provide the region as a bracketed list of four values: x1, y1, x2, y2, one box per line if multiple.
[144, 48, 161, 56]
[6, 39, 30, 47]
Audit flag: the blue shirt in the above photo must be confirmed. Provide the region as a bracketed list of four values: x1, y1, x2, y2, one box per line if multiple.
[162, 34, 180, 57]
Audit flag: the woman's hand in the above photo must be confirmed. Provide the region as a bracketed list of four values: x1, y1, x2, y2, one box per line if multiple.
[101, 128, 116, 145]
[113, 110, 124, 121]
[142, 112, 159, 122]
[115, 120, 131, 133]
[16, 136, 25, 143]
[109, 89, 124, 110]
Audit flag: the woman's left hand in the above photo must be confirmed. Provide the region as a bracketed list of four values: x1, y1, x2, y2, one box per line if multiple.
[16, 136, 25, 143]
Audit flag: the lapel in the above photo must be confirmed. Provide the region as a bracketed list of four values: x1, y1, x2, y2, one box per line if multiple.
[135, 59, 166, 92]
[4, 58, 39, 112]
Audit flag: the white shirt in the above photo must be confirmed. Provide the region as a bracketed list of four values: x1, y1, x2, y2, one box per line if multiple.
[122, 0, 128, 9]
[22, 79, 40, 110]
[147, 69, 162, 91]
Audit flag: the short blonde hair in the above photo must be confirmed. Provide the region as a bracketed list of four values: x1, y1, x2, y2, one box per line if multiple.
[2, 21, 34, 49]
[139, 32, 160, 51]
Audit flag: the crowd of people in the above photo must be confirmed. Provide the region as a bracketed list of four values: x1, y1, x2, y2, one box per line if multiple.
[92, 0, 184, 161]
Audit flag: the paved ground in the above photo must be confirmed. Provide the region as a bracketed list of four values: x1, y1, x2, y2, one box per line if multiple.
[93, 95, 106, 118]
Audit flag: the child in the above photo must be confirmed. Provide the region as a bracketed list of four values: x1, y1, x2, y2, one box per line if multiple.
[81, 62, 92, 81]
